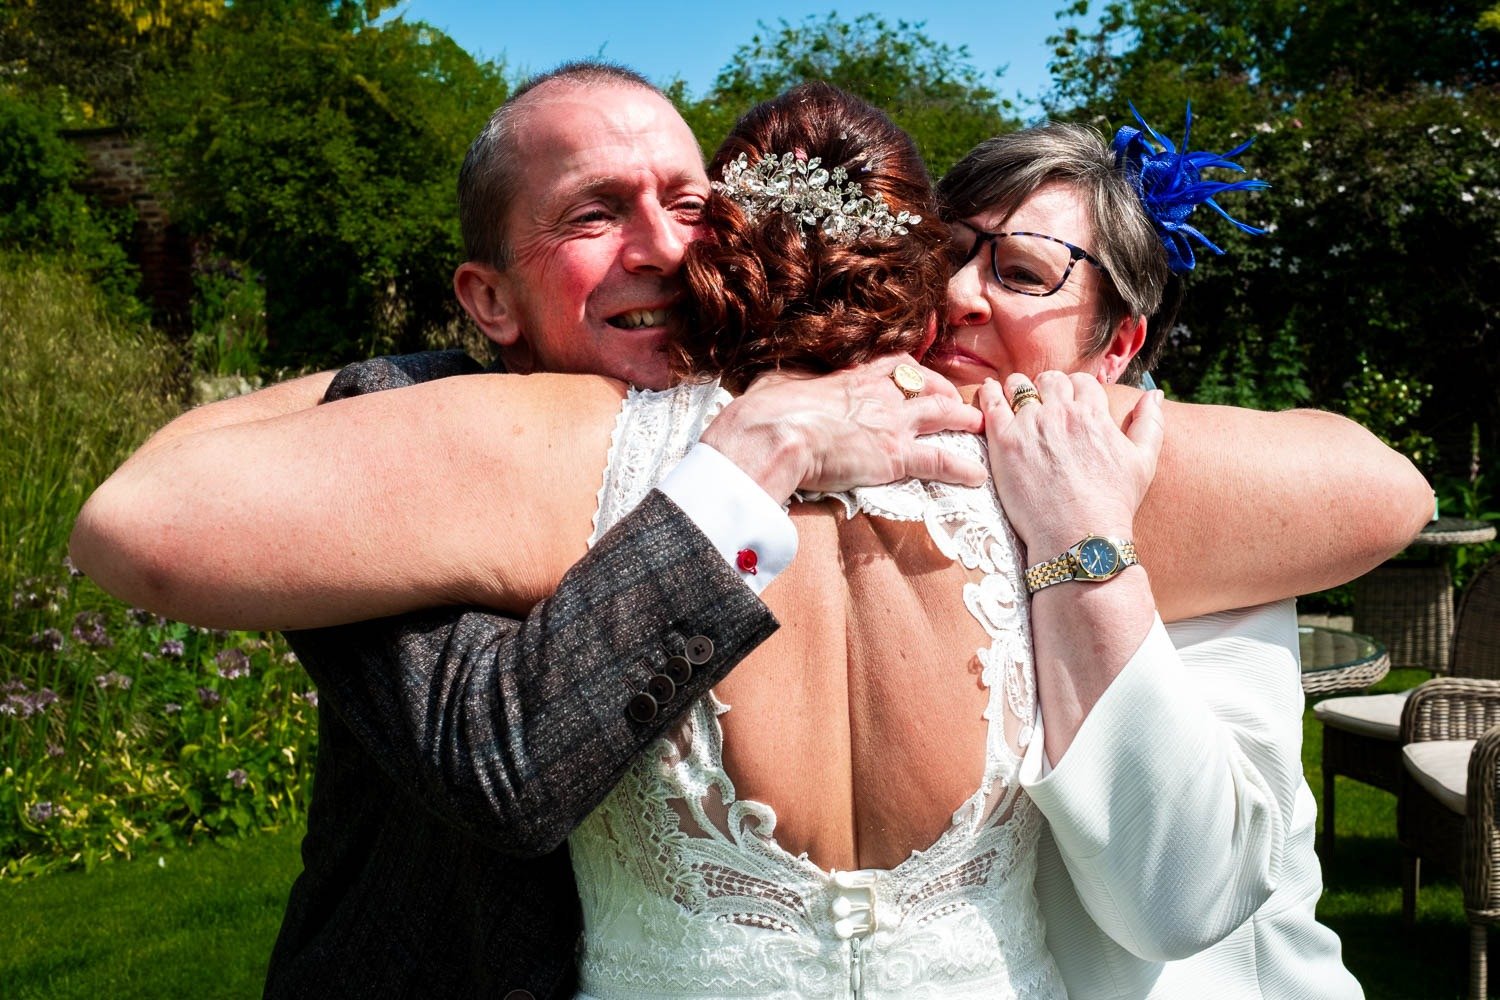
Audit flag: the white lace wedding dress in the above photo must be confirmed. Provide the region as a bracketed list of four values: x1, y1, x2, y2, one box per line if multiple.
[570, 382, 1065, 1000]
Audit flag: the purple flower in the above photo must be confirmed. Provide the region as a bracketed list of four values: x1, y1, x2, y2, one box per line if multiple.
[225, 768, 248, 789]
[0, 679, 24, 693]
[127, 606, 155, 625]
[46, 742, 64, 758]
[5, 689, 59, 718]
[196, 686, 221, 708]
[159, 639, 186, 659]
[94, 671, 133, 691]
[297, 690, 319, 709]
[62, 555, 85, 577]
[28, 801, 55, 824]
[215, 648, 251, 680]
[71, 611, 112, 649]
[27, 628, 64, 652]
[12, 576, 42, 608]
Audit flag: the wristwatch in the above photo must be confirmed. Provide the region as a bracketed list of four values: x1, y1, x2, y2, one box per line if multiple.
[1023, 535, 1138, 594]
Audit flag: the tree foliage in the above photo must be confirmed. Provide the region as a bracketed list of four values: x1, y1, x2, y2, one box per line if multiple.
[139, 2, 507, 368]
[0, 0, 232, 122]
[676, 14, 1019, 177]
[1045, 0, 1500, 478]
[0, 90, 139, 310]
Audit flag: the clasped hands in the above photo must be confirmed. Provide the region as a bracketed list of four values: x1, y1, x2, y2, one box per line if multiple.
[700, 355, 1165, 538]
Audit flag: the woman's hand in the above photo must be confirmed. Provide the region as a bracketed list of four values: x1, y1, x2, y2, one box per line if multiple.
[976, 371, 1164, 560]
[704, 354, 987, 503]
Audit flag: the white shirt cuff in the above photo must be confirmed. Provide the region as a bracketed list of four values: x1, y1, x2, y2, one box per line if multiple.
[658, 442, 797, 597]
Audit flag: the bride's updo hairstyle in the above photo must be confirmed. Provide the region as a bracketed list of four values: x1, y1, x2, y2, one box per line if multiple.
[672, 82, 950, 392]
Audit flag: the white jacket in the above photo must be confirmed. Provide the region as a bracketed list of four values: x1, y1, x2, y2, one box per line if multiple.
[1024, 600, 1362, 999]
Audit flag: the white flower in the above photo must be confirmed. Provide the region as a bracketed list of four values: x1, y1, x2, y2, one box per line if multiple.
[1462, 191, 1476, 203]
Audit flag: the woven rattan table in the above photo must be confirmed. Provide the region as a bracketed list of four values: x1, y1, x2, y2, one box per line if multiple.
[1353, 517, 1497, 672]
[1299, 625, 1390, 696]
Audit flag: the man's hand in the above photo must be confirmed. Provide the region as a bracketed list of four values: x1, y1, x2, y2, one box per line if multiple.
[700, 355, 986, 504]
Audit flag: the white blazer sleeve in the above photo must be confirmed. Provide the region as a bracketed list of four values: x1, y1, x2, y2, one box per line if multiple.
[1020, 599, 1305, 960]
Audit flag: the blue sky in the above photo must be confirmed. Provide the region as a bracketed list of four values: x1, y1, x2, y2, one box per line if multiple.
[386, 2, 1076, 115]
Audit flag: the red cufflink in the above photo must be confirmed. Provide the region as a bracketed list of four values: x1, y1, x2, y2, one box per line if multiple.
[736, 548, 759, 575]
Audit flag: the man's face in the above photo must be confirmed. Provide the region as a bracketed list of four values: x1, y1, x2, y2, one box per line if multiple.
[495, 83, 709, 388]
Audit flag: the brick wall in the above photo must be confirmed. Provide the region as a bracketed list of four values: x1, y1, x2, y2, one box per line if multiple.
[62, 126, 192, 336]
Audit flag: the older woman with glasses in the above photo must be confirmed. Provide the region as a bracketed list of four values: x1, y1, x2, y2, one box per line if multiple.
[930, 113, 1364, 999]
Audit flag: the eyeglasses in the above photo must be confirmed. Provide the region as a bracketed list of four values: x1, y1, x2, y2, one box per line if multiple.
[951, 227, 1110, 297]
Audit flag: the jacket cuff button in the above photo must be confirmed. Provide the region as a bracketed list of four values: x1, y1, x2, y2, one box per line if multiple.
[664, 655, 693, 686]
[647, 673, 677, 703]
[685, 635, 714, 665]
[627, 693, 660, 723]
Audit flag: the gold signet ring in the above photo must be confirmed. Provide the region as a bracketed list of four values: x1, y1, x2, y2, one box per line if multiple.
[1010, 385, 1041, 413]
[890, 364, 925, 399]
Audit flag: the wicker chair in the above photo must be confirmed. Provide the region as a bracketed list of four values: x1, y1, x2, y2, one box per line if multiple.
[1355, 561, 1455, 671]
[1355, 519, 1498, 672]
[1398, 556, 1500, 999]
[1318, 555, 1500, 860]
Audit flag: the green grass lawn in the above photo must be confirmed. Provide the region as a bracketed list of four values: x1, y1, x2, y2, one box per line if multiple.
[0, 669, 1482, 998]
[1311, 669, 1471, 1000]
[0, 825, 302, 999]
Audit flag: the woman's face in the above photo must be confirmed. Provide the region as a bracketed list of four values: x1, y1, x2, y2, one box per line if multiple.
[933, 181, 1138, 384]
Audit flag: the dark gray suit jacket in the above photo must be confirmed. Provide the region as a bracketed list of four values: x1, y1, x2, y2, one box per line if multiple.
[265, 352, 779, 999]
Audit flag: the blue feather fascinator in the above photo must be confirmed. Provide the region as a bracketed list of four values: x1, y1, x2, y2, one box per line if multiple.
[1112, 102, 1269, 275]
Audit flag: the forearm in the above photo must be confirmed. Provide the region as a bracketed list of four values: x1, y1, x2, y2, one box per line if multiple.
[1114, 388, 1432, 619]
[71, 372, 619, 627]
[133, 370, 336, 459]
[1029, 566, 1158, 761]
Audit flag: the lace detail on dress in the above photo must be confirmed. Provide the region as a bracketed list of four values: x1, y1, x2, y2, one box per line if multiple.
[570, 384, 1063, 1000]
[590, 380, 731, 547]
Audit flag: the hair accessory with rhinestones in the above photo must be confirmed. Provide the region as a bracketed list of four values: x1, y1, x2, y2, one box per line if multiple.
[712, 151, 919, 244]
[1112, 102, 1269, 274]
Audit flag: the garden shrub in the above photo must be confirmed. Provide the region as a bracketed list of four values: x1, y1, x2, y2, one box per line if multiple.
[1, 254, 316, 878]
[0, 253, 178, 602]
[0, 90, 142, 315]
[2, 569, 316, 878]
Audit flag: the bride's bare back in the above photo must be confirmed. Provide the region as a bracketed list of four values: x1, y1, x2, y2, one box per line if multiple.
[717, 506, 1024, 872]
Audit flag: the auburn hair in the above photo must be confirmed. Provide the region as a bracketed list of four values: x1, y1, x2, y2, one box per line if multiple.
[671, 82, 949, 392]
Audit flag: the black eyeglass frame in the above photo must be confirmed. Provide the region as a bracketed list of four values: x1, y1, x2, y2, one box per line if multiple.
[957, 226, 1111, 297]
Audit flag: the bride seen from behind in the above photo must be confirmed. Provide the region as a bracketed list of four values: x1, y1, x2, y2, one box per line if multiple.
[71, 82, 1408, 997]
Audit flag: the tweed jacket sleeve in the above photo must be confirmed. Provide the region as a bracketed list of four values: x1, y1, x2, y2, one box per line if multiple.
[286, 351, 780, 856]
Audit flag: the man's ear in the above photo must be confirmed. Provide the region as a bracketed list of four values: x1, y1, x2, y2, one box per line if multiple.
[1096, 315, 1147, 384]
[454, 261, 521, 350]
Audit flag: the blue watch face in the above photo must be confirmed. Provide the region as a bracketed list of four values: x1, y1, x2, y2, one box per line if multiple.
[1077, 537, 1120, 578]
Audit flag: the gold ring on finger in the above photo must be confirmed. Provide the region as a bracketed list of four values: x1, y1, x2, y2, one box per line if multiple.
[1010, 386, 1041, 413]
[890, 363, 925, 399]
